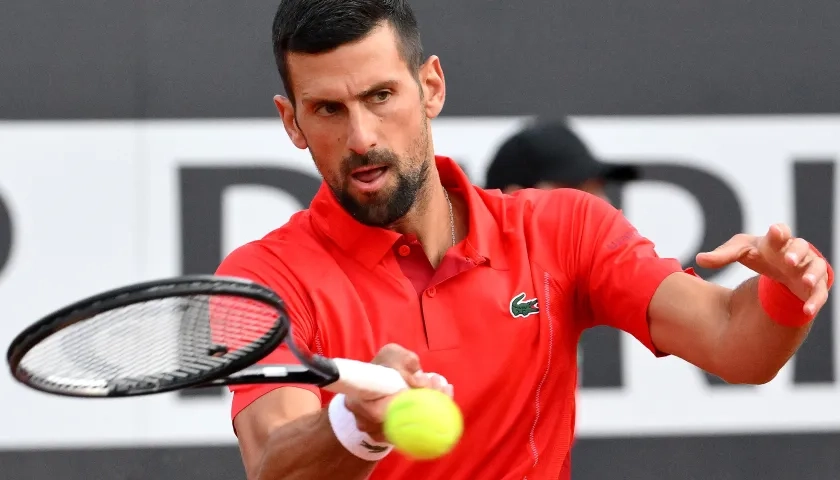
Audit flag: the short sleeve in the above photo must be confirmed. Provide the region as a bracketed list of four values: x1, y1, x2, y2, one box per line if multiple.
[571, 193, 686, 356]
[214, 242, 322, 425]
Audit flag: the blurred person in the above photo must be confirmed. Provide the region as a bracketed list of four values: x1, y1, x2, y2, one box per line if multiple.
[216, 1, 834, 479]
[485, 119, 638, 201]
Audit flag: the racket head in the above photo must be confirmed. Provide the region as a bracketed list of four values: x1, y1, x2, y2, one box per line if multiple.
[6, 275, 290, 398]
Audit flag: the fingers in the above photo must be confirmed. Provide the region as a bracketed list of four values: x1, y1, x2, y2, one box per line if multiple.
[344, 393, 385, 439]
[783, 237, 811, 268]
[354, 414, 388, 442]
[801, 255, 830, 315]
[346, 343, 423, 437]
[773, 226, 830, 314]
[804, 277, 829, 316]
[425, 372, 454, 397]
[348, 343, 455, 440]
[347, 370, 454, 441]
[406, 370, 435, 389]
[347, 374, 454, 442]
[370, 344, 456, 394]
[409, 370, 430, 388]
[371, 343, 425, 387]
[372, 343, 421, 374]
[802, 255, 827, 288]
[696, 234, 756, 269]
[775, 235, 830, 315]
[766, 223, 792, 250]
[348, 398, 389, 442]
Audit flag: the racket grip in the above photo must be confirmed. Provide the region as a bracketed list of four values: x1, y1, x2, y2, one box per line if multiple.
[326, 358, 409, 399]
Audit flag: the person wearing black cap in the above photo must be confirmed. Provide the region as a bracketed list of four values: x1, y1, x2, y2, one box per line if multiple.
[485, 119, 639, 200]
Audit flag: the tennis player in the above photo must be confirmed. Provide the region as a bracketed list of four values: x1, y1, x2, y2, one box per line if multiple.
[216, 1, 834, 479]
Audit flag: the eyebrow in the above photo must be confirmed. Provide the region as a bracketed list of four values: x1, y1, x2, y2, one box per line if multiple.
[302, 80, 399, 104]
[357, 80, 399, 99]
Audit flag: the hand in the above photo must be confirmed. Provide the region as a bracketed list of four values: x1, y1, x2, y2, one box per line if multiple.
[696, 223, 831, 316]
[344, 343, 453, 442]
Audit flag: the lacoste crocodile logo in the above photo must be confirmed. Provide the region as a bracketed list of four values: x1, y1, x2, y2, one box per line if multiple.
[509, 292, 539, 318]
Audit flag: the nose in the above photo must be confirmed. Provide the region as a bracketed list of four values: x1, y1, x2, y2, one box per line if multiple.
[345, 107, 377, 155]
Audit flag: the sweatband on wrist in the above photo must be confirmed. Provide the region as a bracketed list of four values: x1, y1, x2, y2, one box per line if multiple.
[758, 275, 811, 327]
[327, 393, 393, 461]
[758, 243, 834, 327]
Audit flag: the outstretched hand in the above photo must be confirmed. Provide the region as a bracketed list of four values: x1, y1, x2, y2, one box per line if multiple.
[696, 223, 830, 316]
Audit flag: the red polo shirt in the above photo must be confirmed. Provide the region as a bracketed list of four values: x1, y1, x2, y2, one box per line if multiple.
[216, 156, 684, 479]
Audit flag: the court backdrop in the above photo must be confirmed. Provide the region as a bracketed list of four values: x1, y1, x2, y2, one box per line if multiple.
[0, 115, 839, 478]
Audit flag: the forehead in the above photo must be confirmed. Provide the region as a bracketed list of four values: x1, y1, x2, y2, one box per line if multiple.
[287, 24, 411, 101]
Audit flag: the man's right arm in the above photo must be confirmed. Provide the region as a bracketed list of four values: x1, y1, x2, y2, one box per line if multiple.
[217, 244, 452, 479]
[235, 388, 377, 480]
[234, 343, 452, 480]
[217, 243, 381, 480]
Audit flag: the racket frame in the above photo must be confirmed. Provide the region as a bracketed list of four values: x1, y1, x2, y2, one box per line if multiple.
[6, 275, 292, 398]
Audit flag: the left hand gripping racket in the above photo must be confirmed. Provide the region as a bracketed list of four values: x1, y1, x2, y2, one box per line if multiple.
[6, 276, 408, 399]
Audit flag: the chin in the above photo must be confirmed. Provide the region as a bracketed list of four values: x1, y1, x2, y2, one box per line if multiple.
[351, 181, 398, 202]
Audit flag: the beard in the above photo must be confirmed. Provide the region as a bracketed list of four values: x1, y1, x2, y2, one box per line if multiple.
[326, 123, 431, 228]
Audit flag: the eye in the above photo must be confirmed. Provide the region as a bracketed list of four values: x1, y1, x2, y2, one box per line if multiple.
[314, 102, 341, 117]
[370, 90, 392, 103]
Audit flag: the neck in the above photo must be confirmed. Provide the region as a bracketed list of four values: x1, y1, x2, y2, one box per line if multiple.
[390, 170, 455, 267]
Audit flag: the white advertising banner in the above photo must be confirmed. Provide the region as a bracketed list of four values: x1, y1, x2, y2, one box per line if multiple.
[0, 115, 838, 448]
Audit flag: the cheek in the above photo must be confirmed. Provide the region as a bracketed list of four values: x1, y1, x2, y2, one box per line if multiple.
[390, 95, 423, 124]
[302, 118, 343, 149]
[379, 98, 424, 145]
[300, 120, 346, 171]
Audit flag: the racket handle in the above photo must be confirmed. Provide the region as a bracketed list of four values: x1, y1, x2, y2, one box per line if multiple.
[325, 358, 409, 399]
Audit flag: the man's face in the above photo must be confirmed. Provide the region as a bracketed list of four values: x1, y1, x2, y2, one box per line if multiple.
[276, 23, 445, 227]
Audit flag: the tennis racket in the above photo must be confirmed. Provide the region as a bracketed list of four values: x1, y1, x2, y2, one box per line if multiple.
[6, 275, 408, 399]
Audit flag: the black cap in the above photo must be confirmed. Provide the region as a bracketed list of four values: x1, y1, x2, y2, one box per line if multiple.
[485, 120, 639, 190]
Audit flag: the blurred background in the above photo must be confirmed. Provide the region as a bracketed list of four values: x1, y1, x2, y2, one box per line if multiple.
[1, 1, 839, 479]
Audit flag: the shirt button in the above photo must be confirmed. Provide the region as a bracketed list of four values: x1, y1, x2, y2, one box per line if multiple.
[397, 245, 411, 257]
[426, 287, 437, 297]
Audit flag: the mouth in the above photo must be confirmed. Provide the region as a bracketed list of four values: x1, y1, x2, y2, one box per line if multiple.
[349, 165, 390, 193]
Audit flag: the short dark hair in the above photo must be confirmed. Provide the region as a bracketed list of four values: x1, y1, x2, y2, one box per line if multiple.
[272, 0, 424, 104]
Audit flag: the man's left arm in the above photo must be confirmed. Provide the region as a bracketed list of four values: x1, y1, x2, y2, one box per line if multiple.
[648, 224, 833, 384]
[565, 190, 834, 385]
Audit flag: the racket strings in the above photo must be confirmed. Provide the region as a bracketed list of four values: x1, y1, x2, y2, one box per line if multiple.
[17, 294, 281, 394]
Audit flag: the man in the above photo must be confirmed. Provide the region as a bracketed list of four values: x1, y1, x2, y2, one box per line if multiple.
[485, 119, 638, 200]
[216, 1, 834, 479]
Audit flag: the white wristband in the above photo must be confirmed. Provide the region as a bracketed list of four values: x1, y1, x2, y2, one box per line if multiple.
[327, 393, 393, 461]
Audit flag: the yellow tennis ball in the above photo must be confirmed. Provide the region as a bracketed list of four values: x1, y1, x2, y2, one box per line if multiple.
[383, 388, 464, 460]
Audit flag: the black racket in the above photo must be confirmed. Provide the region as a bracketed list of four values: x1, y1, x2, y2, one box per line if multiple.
[6, 275, 407, 399]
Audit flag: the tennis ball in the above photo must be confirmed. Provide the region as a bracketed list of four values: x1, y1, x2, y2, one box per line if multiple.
[383, 388, 464, 460]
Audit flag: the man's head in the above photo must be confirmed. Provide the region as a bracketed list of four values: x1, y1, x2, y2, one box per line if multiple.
[271, 0, 446, 227]
[485, 120, 638, 202]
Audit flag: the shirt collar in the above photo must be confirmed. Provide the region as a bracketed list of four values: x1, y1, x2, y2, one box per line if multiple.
[310, 155, 507, 270]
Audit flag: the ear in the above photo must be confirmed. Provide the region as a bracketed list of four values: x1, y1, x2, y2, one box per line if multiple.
[274, 95, 308, 150]
[419, 55, 446, 119]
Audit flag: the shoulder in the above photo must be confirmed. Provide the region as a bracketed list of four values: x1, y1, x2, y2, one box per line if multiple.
[475, 185, 610, 231]
[216, 210, 334, 285]
[473, 186, 633, 272]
